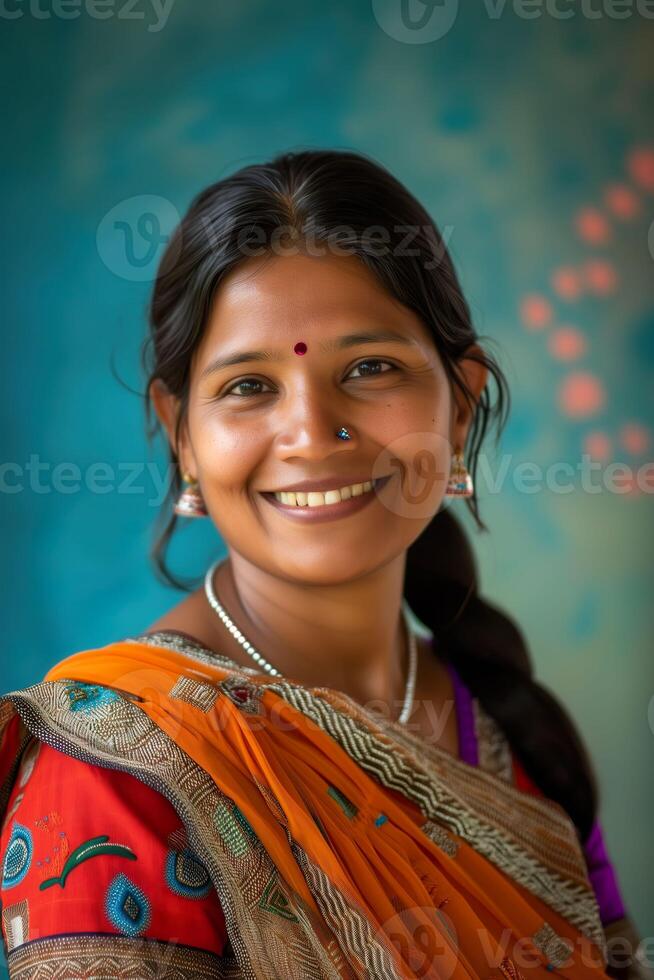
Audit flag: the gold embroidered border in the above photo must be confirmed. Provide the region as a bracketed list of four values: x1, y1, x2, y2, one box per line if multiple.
[7, 932, 233, 979]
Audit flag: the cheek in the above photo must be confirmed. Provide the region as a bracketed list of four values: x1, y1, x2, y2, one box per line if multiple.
[371, 387, 452, 517]
[373, 383, 451, 443]
[191, 410, 268, 494]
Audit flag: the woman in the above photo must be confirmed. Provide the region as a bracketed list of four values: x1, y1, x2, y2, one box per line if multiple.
[0, 150, 646, 979]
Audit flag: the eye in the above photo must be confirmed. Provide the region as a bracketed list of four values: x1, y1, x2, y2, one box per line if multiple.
[346, 358, 396, 379]
[223, 377, 275, 397]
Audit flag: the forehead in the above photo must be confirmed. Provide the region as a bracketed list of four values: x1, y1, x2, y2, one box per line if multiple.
[202, 253, 428, 344]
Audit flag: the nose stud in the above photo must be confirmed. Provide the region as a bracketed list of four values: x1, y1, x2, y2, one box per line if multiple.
[336, 426, 353, 441]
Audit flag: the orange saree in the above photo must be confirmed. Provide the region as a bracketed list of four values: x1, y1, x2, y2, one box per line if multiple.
[0, 631, 610, 979]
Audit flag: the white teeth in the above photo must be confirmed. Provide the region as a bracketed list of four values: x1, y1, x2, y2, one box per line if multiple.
[273, 479, 377, 508]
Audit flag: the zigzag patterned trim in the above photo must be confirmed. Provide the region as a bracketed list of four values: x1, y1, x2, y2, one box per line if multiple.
[290, 838, 404, 980]
[265, 680, 607, 958]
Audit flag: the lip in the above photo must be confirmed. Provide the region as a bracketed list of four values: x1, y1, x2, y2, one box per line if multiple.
[264, 475, 381, 494]
[260, 475, 391, 524]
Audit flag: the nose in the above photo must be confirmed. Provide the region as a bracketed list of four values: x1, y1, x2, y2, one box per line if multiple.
[272, 387, 357, 463]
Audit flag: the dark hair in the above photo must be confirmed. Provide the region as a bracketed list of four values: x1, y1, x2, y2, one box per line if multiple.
[142, 148, 598, 842]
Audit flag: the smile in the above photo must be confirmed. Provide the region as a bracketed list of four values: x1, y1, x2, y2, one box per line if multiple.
[261, 476, 391, 523]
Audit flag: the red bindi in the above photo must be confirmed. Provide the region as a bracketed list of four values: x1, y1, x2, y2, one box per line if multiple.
[293, 341, 307, 355]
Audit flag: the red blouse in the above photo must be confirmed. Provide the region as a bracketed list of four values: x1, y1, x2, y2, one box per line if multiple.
[0, 739, 229, 960]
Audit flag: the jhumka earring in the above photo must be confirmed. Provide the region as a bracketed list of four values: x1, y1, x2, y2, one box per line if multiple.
[444, 449, 474, 497]
[174, 471, 208, 517]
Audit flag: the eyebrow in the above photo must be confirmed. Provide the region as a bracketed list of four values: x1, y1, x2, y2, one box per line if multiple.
[199, 330, 415, 380]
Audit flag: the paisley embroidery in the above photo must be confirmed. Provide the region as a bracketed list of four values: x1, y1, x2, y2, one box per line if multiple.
[40, 834, 136, 890]
[165, 847, 212, 899]
[2, 822, 33, 889]
[105, 872, 151, 937]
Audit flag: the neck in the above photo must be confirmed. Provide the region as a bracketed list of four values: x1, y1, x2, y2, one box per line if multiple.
[213, 552, 411, 716]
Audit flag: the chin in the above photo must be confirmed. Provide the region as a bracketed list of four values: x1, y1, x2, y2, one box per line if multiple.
[262, 541, 404, 588]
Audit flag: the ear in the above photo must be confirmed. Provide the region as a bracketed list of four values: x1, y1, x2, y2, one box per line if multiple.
[449, 345, 489, 453]
[149, 379, 196, 479]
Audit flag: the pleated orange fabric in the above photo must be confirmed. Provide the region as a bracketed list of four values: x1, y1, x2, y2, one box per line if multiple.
[37, 639, 609, 980]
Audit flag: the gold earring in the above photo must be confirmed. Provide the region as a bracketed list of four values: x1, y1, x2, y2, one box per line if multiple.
[444, 449, 473, 497]
[174, 471, 208, 517]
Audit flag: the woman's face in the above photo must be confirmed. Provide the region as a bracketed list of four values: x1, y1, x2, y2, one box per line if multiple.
[158, 252, 485, 586]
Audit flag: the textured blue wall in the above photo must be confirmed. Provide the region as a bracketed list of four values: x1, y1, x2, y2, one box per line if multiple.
[1, 0, 653, 947]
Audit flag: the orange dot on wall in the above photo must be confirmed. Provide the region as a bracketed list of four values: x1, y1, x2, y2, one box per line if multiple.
[603, 183, 641, 219]
[619, 423, 651, 455]
[551, 267, 583, 301]
[627, 147, 654, 192]
[583, 431, 612, 462]
[549, 327, 587, 361]
[558, 372, 606, 418]
[583, 259, 617, 296]
[575, 207, 611, 245]
[520, 294, 553, 330]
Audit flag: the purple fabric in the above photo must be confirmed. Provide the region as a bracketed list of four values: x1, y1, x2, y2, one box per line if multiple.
[582, 819, 627, 923]
[444, 660, 478, 767]
[444, 656, 626, 926]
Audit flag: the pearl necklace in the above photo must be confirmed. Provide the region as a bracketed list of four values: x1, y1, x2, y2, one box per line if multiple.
[203, 559, 418, 725]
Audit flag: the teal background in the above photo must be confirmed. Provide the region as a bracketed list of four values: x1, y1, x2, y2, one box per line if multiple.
[1, 0, 653, 956]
